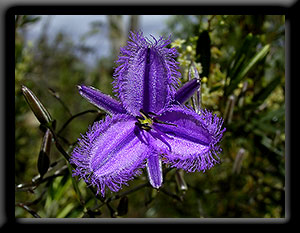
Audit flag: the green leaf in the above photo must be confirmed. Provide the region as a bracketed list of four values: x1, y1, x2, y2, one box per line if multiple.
[252, 76, 281, 103]
[226, 44, 270, 96]
[209, 84, 223, 93]
[261, 136, 283, 157]
[56, 202, 76, 218]
[247, 104, 285, 135]
[53, 174, 72, 201]
[226, 33, 256, 79]
[67, 163, 84, 205]
[19, 16, 41, 27]
[259, 104, 285, 123]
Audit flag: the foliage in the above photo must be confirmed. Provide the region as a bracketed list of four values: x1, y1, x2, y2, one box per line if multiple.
[15, 15, 285, 218]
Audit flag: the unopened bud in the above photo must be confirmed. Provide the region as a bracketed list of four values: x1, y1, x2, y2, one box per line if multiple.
[175, 169, 188, 192]
[21, 85, 52, 126]
[117, 196, 128, 216]
[224, 94, 236, 124]
[37, 129, 52, 178]
[232, 148, 246, 174]
[189, 62, 202, 113]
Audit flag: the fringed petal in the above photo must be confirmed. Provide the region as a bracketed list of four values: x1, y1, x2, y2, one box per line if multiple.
[70, 114, 148, 197]
[152, 105, 226, 173]
[77, 85, 126, 115]
[146, 152, 163, 189]
[112, 31, 181, 116]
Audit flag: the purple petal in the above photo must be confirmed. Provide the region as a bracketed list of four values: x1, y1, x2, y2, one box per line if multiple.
[78, 85, 126, 115]
[70, 114, 148, 196]
[113, 31, 181, 116]
[173, 78, 200, 105]
[146, 153, 163, 189]
[152, 105, 226, 173]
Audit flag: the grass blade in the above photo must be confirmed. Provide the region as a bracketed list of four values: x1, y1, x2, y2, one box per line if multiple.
[226, 44, 270, 96]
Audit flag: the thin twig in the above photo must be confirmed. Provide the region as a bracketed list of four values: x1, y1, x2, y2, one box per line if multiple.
[207, 15, 216, 32]
[16, 164, 68, 192]
[90, 182, 150, 217]
[48, 88, 73, 117]
[97, 182, 150, 204]
[160, 188, 183, 202]
[57, 135, 72, 146]
[113, 182, 150, 201]
[57, 109, 99, 136]
[21, 190, 47, 206]
[16, 203, 41, 218]
[48, 125, 71, 161]
[106, 202, 117, 218]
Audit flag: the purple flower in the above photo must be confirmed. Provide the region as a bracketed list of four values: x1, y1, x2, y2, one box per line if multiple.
[70, 31, 225, 196]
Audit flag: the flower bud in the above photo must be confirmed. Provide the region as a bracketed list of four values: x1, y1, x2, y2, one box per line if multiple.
[117, 196, 128, 216]
[21, 85, 52, 126]
[175, 169, 188, 192]
[188, 63, 202, 113]
[232, 148, 246, 174]
[37, 129, 52, 178]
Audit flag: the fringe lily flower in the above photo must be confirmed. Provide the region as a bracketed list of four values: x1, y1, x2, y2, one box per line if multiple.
[70, 32, 226, 197]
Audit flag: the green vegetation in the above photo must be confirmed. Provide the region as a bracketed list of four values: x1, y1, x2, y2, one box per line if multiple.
[15, 15, 285, 218]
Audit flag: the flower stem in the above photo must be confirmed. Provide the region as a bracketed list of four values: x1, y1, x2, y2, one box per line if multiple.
[57, 109, 99, 136]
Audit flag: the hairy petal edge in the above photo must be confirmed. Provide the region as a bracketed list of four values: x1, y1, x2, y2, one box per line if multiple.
[152, 105, 226, 172]
[70, 114, 148, 196]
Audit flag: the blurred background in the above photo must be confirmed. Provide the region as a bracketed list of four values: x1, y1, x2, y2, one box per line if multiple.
[15, 15, 285, 218]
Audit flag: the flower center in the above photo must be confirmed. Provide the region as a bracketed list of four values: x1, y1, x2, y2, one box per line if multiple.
[135, 109, 177, 131]
[135, 109, 153, 131]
